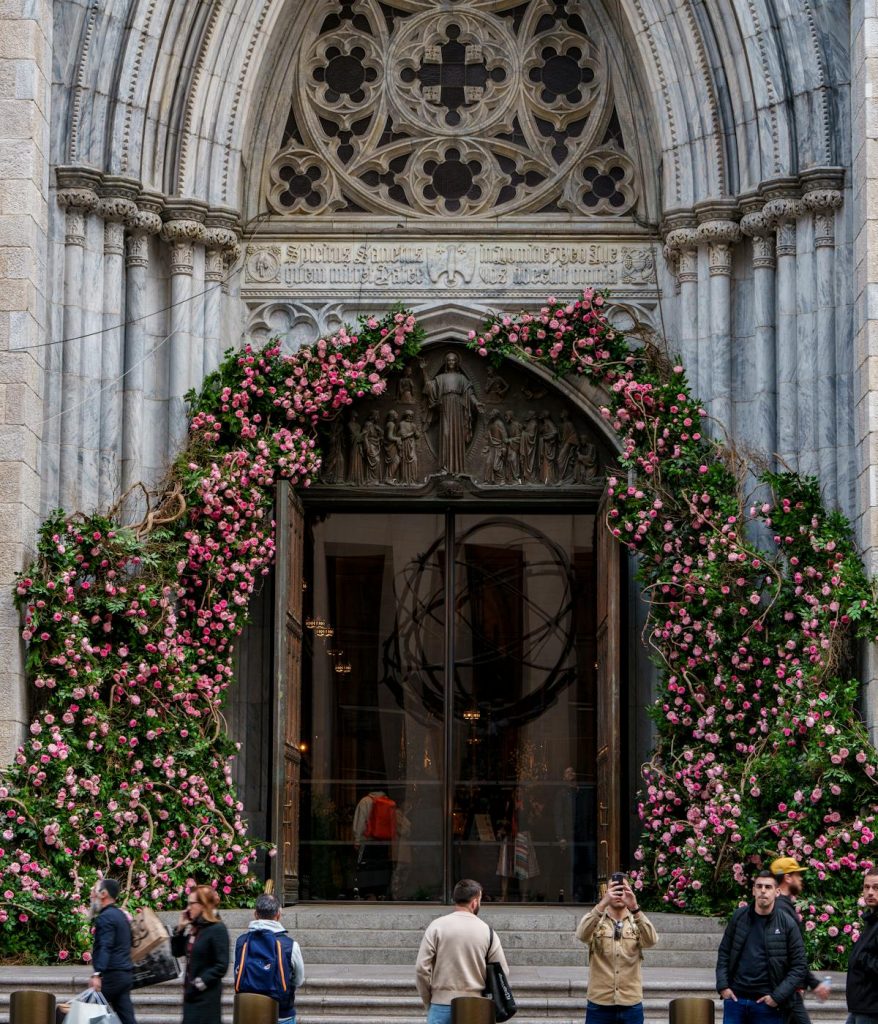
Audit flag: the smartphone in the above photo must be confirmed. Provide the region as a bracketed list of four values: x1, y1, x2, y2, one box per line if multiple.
[610, 872, 625, 884]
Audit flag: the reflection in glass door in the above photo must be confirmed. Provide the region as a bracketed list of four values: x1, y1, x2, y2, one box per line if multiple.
[298, 511, 598, 903]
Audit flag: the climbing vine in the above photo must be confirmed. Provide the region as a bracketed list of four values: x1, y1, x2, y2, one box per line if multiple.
[1, 291, 876, 967]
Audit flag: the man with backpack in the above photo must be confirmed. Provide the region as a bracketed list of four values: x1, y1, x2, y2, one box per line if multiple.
[234, 893, 305, 1023]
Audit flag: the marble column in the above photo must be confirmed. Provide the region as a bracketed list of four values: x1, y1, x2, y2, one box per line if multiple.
[663, 219, 699, 391]
[55, 169, 100, 513]
[121, 195, 163, 513]
[696, 206, 741, 436]
[97, 180, 139, 510]
[203, 213, 240, 378]
[740, 198, 778, 464]
[802, 176, 844, 504]
[161, 203, 206, 456]
[763, 184, 802, 470]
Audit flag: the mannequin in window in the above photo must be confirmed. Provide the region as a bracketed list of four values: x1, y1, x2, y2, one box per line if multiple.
[496, 787, 541, 901]
[353, 790, 397, 898]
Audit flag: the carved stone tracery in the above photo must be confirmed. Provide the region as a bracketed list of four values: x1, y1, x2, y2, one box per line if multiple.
[267, 0, 639, 219]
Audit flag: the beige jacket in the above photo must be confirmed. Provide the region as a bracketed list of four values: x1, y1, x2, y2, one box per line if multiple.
[576, 907, 658, 1005]
[415, 910, 509, 1008]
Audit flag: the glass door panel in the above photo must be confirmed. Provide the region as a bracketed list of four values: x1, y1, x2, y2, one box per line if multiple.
[299, 513, 446, 901]
[451, 515, 598, 903]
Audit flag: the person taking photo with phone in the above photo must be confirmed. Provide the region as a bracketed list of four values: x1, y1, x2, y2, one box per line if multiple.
[575, 871, 658, 1024]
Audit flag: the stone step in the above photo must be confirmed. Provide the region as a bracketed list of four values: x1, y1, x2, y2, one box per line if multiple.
[153, 907, 727, 967]
[0, 967, 849, 1024]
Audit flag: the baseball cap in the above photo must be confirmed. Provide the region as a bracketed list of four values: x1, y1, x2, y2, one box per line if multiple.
[770, 856, 807, 875]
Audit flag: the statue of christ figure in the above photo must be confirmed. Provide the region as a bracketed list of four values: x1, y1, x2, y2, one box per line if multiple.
[425, 351, 482, 476]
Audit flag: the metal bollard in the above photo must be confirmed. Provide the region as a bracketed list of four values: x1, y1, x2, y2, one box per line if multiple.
[232, 991, 279, 1024]
[669, 996, 715, 1024]
[451, 995, 496, 1024]
[10, 990, 56, 1024]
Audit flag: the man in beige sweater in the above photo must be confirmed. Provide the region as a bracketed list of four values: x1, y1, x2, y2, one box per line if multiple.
[415, 878, 510, 1024]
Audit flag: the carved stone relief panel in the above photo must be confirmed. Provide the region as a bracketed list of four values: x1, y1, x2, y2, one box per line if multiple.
[315, 345, 608, 490]
[266, 0, 639, 219]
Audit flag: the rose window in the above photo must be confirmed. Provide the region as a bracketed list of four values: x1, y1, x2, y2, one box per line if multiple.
[267, 0, 640, 219]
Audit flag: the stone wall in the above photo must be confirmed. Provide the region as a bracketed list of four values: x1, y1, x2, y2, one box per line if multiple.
[0, 0, 51, 762]
[852, 0, 878, 745]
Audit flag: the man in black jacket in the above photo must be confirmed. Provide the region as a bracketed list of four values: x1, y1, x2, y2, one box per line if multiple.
[846, 870, 878, 1024]
[89, 879, 137, 1024]
[716, 870, 808, 1024]
[770, 856, 831, 1023]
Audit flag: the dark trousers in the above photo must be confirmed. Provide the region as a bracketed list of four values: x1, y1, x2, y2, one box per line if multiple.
[787, 992, 811, 1024]
[102, 969, 137, 1024]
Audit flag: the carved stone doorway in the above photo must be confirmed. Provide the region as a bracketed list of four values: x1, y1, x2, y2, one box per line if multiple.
[270, 344, 621, 904]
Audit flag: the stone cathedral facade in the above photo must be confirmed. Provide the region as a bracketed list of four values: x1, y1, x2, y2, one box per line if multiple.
[2, 1, 877, 867]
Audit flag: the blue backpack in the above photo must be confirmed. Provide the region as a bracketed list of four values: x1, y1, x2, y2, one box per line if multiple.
[234, 928, 295, 1014]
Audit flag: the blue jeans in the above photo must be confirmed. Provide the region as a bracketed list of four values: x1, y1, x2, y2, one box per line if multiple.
[427, 1006, 452, 1024]
[722, 998, 783, 1024]
[585, 1001, 645, 1024]
[846, 1016, 878, 1024]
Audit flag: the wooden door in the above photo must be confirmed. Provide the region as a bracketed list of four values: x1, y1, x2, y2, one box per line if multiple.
[595, 488, 621, 888]
[273, 482, 305, 903]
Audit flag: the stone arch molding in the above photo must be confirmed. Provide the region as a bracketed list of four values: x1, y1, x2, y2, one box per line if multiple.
[58, 0, 846, 214]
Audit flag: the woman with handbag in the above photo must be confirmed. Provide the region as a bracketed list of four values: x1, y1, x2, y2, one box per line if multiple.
[170, 885, 230, 1024]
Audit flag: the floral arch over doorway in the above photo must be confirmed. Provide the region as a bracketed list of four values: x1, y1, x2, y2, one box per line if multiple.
[2, 292, 877, 965]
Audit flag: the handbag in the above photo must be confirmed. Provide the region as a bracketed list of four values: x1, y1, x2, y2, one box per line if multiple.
[483, 926, 517, 1022]
[62, 990, 121, 1024]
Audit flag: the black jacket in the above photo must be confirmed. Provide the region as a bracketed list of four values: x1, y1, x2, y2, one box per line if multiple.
[846, 908, 878, 1015]
[92, 904, 134, 975]
[773, 893, 821, 990]
[716, 904, 807, 1008]
[171, 918, 230, 1024]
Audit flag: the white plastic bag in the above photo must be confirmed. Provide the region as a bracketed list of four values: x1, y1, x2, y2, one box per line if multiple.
[62, 989, 121, 1024]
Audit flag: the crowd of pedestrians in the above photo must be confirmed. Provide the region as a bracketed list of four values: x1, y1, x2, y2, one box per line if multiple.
[79, 864, 876, 1024]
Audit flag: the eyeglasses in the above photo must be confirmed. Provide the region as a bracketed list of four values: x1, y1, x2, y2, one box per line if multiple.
[612, 921, 625, 941]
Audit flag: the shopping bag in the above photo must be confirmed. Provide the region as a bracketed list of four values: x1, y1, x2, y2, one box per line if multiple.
[483, 927, 517, 1022]
[62, 990, 120, 1024]
[130, 906, 168, 962]
[131, 939, 181, 989]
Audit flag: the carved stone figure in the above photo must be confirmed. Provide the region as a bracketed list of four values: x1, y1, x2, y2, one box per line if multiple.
[425, 351, 482, 475]
[363, 410, 383, 483]
[323, 416, 345, 483]
[539, 411, 559, 485]
[520, 411, 539, 482]
[398, 410, 420, 485]
[482, 409, 508, 483]
[574, 436, 599, 483]
[347, 411, 365, 484]
[484, 365, 510, 403]
[558, 410, 578, 480]
[384, 410, 401, 483]
[504, 411, 522, 482]
[398, 364, 417, 404]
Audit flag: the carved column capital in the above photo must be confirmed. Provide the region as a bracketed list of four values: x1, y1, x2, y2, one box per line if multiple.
[802, 188, 843, 249]
[98, 183, 139, 258]
[738, 196, 776, 270]
[125, 193, 164, 269]
[695, 217, 740, 278]
[762, 185, 801, 259]
[57, 178, 100, 247]
[161, 208, 206, 277]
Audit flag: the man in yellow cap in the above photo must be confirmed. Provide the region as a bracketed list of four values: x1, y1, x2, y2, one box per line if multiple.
[770, 856, 831, 1023]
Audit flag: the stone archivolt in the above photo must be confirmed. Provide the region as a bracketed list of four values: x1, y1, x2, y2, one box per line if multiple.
[267, 0, 638, 219]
